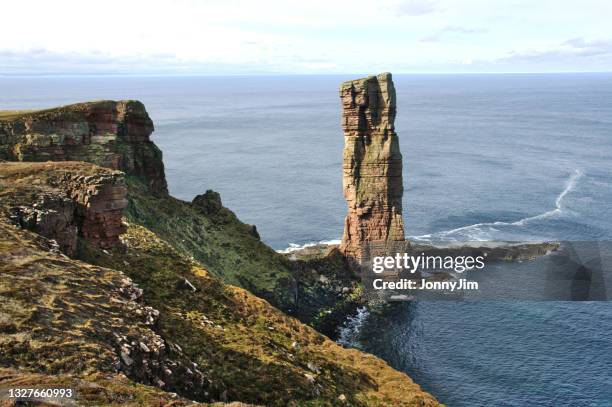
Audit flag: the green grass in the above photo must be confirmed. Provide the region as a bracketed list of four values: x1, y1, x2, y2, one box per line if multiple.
[0, 109, 39, 121]
[124, 176, 368, 332]
[124, 176, 296, 308]
[0, 100, 138, 122]
[77, 222, 439, 406]
[0, 161, 440, 406]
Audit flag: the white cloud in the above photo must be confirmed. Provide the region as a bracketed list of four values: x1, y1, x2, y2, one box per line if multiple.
[0, 0, 611, 74]
[498, 38, 612, 63]
[419, 25, 487, 42]
[419, 34, 441, 43]
[441, 25, 487, 34]
[563, 38, 612, 55]
[387, 0, 439, 16]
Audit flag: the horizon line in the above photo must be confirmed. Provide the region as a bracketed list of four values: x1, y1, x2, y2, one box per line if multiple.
[1, 71, 612, 79]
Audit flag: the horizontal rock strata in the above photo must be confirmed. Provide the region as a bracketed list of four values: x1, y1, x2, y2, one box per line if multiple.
[2, 162, 128, 255]
[61, 171, 129, 250]
[0, 100, 167, 194]
[339, 72, 405, 262]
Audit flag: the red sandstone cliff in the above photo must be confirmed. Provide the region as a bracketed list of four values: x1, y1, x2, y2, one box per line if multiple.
[2, 162, 128, 255]
[339, 73, 405, 262]
[0, 100, 167, 194]
[61, 170, 129, 250]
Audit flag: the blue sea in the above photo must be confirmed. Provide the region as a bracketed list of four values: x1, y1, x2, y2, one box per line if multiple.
[2, 73, 611, 406]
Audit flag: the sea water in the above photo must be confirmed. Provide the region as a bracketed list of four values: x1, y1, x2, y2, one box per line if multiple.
[2, 73, 611, 406]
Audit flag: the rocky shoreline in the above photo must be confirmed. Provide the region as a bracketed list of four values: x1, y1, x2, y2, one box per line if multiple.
[282, 240, 560, 331]
[284, 240, 559, 262]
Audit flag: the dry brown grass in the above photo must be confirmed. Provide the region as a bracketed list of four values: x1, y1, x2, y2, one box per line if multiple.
[80, 223, 440, 406]
[0, 161, 440, 406]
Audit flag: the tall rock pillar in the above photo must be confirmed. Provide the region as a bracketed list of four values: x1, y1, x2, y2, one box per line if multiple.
[339, 72, 405, 262]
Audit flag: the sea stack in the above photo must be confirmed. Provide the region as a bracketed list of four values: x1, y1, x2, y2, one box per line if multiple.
[339, 73, 405, 262]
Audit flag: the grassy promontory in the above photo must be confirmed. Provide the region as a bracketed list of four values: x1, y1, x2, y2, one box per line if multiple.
[0, 161, 440, 406]
[123, 175, 363, 335]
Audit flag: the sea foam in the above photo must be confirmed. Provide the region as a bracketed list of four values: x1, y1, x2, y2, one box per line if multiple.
[410, 169, 584, 242]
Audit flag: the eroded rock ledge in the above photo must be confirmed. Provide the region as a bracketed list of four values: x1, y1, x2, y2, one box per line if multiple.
[1, 161, 128, 255]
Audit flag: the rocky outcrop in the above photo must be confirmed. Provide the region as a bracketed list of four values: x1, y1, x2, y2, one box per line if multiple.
[2, 162, 128, 255]
[339, 73, 405, 262]
[0, 219, 224, 403]
[60, 171, 129, 250]
[9, 193, 78, 255]
[111, 277, 223, 399]
[192, 189, 224, 215]
[0, 100, 167, 195]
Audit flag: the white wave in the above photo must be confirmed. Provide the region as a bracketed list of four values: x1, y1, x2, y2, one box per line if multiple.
[556, 169, 583, 208]
[280, 170, 584, 247]
[337, 306, 370, 348]
[410, 169, 584, 242]
[276, 238, 341, 254]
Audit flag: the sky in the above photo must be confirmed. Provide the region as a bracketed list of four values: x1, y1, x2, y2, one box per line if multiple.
[1, 0, 611, 75]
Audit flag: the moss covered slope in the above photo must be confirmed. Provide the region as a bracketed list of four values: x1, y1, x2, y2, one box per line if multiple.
[124, 177, 363, 333]
[79, 222, 438, 406]
[0, 161, 439, 406]
[125, 176, 296, 309]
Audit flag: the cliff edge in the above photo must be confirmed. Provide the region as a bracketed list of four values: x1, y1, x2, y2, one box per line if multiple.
[1, 161, 128, 255]
[0, 100, 167, 194]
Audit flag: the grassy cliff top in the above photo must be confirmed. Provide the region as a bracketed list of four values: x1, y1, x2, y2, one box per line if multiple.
[0, 160, 120, 177]
[0, 109, 38, 120]
[0, 100, 141, 122]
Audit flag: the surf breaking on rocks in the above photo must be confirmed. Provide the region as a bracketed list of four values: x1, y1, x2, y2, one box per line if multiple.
[278, 169, 584, 252]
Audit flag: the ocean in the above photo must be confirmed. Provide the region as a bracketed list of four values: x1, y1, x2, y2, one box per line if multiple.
[2, 73, 611, 406]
